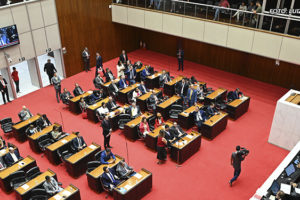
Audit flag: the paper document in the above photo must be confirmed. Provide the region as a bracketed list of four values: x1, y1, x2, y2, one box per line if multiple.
[124, 185, 133, 190]
[0, 149, 6, 155]
[186, 135, 193, 139]
[89, 144, 97, 150]
[280, 183, 291, 195]
[295, 188, 300, 194]
[134, 173, 142, 179]
[21, 184, 29, 190]
[53, 194, 62, 200]
[62, 190, 71, 196]
[61, 139, 67, 144]
[269, 195, 275, 200]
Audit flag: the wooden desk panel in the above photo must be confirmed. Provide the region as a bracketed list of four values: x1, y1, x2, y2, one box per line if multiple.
[178, 103, 203, 129]
[166, 76, 184, 86]
[69, 91, 93, 114]
[108, 105, 130, 131]
[202, 112, 229, 139]
[145, 71, 163, 89]
[87, 97, 110, 122]
[124, 112, 153, 140]
[137, 89, 162, 111]
[118, 83, 140, 104]
[205, 88, 227, 105]
[157, 95, 182, 120]
[227, 96, 250, 120]
[13, 115, 40, 130]
[113, 169, 152, 200]
[13, 115, 41, 142]
[164, 76, 184, 96]
[70, 91, 92, 103]
[145, 122, 173, 151]
[48, 184, 80, 200]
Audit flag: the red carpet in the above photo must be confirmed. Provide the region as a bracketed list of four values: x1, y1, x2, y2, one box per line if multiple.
[0, 49, 289, 200]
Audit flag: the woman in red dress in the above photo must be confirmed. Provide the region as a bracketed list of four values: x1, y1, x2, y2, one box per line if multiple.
[139, 117, 150, 138]
[155, 112, 164, 128]
[157, 130, 167, 164]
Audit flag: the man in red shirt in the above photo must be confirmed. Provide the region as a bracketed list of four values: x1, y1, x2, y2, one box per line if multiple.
[213, 0, 230, 21]
[11, 67, 20, 93]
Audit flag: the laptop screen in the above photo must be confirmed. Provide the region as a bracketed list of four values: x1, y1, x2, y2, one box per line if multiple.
[285, 164, 296, 177]
[270, 180, 280, 195]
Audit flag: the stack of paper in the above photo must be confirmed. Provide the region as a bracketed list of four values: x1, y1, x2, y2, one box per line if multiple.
[134, 173, 142, 179]
[21, 184, 29, 190]
[124, 185, 133, 190]
[89, 144, 97, 150]
[54, 194, 62, 200]
[186, 135, 193, 139]
[62, 190, 71, 196]
[280, 183, 291, 195]
[61, 139, 67, 144]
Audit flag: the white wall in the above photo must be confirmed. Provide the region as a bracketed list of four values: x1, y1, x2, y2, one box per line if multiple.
[111, 5, 300, 65]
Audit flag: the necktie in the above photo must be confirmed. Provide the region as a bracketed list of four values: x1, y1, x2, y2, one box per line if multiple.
[108, 172, 115, 183]
[190, 90, 193, 100]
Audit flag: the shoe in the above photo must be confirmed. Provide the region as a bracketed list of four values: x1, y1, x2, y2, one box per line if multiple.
[8, 100, 11, 102]
[229, 181, 232, 187]
[108, 146, 113, 148]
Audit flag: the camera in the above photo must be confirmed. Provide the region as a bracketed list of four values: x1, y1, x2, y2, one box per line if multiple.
[239, 147, 250, 156]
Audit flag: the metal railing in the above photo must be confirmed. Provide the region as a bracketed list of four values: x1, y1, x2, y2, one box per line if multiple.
[113, 0, 300, 37]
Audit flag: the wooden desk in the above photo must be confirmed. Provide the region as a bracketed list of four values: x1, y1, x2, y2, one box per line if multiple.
[157, 95, 182, 120]
[118, 83, 140, 104]
[136, 89, 162, 111]
[0, 156, 36, 193]
[86, 155, 123, 193]
[145, 122, 173, 151]
[178, 103, 203, 129]
[226, 96, 250, 120]
[12, 115, 41, 142]
[15, 169, 56, 200]
[124, 112, 153, 140]
[145, 71, 163, 89]
[48, 184, 81, 200]
[65, 143, 101, 177]
[45, 133, 77, 165]
[164, 75, 184, 96]
[170, 131, 202, 164]
[69, 91, 93, 114]
[113, 168, 152, 200]
[204, 88, 227, 105]
[201, 112, 229, 140]
[285, 94, 300, 105]
[101, 78, 120, 94]
[108, 105, 130, 131]
[87, 97, 110, 122]
[28, 123, 62, 153]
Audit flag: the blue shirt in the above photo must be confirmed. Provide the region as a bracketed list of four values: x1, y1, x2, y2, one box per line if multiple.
[100, 151, 116, 164]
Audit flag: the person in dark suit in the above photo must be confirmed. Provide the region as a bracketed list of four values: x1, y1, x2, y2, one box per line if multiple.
[176, 78, 189, 98]
[177, 48, 184, 71]
[119, 50, 128, 65]
[104, 68, 115, 83]
[73, 83, 84, 97]
[0, 156, 6, 170]
[106, 97, 118, 111]
[98, 89, 107, 99]
[36, 114, 51, 130]
[82, 47, 90, 72]
[141, 65, 151, 81]
[5, 147, 22, 166]
[72, 132, 86, 151]
[108, 79, 119, 97]
[159, 70, 171, 88]
[0, 75, 11, 104]
[170, 122, 185, 138]
[138, 81, 148, 94]
[207, 103, 218, 117]
[192, 106, 206, 132]
[186, 85, 197, 107]
[232, 88, 243, 100]
[126, 65, 136, 85]
[163, 124, 175, 146]
[61, 88, 73, 104]
[44, 59, 57, 85]
[95, 52, 103, 77]
[129, 102, 141, 119]
[119, 75, 128, 89]
[101, 166, 120, 190]
[102, 116, 112, 149]
[100, 148, 116, 164]
[94, 74, 104, 89]
[51, 73, 61, 103]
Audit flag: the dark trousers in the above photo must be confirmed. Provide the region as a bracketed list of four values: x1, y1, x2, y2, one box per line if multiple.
[104, 134, 111, 148]
[1, 88, 10, 104]
[195, 121, 202, 132]
[178, 59, 184, 71]
[230, 168, 241, 183]
[84, 59, 90, 72]
[95, 67, 99, 77]
[47, 74, 54, 85]
[14, 80, 19, 93]
[55, 85, 61, 103]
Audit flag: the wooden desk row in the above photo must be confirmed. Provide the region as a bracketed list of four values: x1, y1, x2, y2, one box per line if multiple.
[12, 115, 41, 142]
[124, 112, 153, 140]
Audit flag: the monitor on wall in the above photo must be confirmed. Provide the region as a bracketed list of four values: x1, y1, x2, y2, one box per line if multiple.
[0, 24, 20, 49]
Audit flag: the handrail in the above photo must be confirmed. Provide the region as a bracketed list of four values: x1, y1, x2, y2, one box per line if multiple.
[0, 0, 41, 10]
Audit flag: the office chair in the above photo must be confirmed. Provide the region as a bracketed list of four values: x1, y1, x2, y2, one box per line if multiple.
[169, 104, 184, 120]
[94, 151, 102, 161]
[10, 171, 27, 189]
[100, 175, 113, 199]
[26, 166, 41, 180]
[148, 115, 156, 131]
[86, 161, 101, 173]
[0, 117, 13, 138]
[118, 114, 131, 130]
[38, 134, 55, 152]
[28, 188, 48, 200]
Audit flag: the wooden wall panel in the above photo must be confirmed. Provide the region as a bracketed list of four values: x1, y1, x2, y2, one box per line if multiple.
[55, 0, 140, 77]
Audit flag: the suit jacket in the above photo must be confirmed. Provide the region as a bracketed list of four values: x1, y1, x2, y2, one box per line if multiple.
[164, 130, 175, 141]
[94, 76, 104, 89]
[96, 56, 103, 68]
[207, 107, 218, 116]
[177, 82, 189, 96]
[100, 151, 116, 164]
[141, 68, 151, 80]
[129, 106, 141, 118]
[0, 78, 8, 91]
[126, 69, 136, 81]
[170, 126, 185, 137]
[72, 136, 86, 150]
[159, 74, 171, 87]
[82, 50, 90, 60]
[193, 110, 206, 122]
[73, 86, 84, 97]
[232, 91, 243, 100]
[177, 49, 184, 60]
[101, 168, 118, 187]
[51, 76, 61, 90]
[44, 63, 57, 75]
[106, 100, 117, 111]
[0, 156, 6, 169]
[119, 53, 128, 64]
[187, 89, 197, 104]
[105, 71, 115, 82]
[43, 177, 59, 195]
[108, 83, 119, 94]
[116, 163, 132, 178]
[19, 109, 33, 121]
[138, 84, 148, 94]
[61, 91, 73, 103]
[5, 150, 21, 166]
[119, 79, 128, 89]
[102, 119, 111, 136]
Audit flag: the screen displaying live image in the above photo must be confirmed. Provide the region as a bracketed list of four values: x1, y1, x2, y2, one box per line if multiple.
[0, 24, 20, 49]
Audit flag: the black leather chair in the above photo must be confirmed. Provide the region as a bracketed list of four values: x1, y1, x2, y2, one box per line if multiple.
[28, 188, 48, 200]
[94, 151, 102, 161]
[0, 117, 13, 138]
[26, 166, 41, 180]
[118, 114, 131, 130]
[148, 115, 156, 131]
[57, 148, 74, 164]
[127, 91, 133, 104]
[86, 161, 101, 173]
[10, 171, 27, 189]
[100, 175, 112, 199]
[169, 104, 184, 120]
[38, 134, 55, 151]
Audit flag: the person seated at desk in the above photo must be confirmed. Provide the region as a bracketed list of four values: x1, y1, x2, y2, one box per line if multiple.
[100, 148, 116, 164]
[26, 124, 38, 136]
[36, 114, 51, 130]
[101, 166, 121, 191]
[72, 132, 86, 151]
[141, 65, 152, 81]
[159, 70, 171, 88]
[0, 136, 6, 149]
[18, 105, 33, 121]
[275, 190, 291, 200]
[116, 160, 134, 179]
[170, 122, 185, 138]
[61, 88, 73, 104]
[5, 147, 22, 166]
[186, 85, 197, 107]
[98, 89, 107, 99]
[139, 81, 148, 95]
[196, 84, 205, 101]
[232, 88, 243, 100]
[132, 88, 142, 103]
[176, 78, 189, 98]
[94, 74, 104, 89]
[79, 97, 88, 112]
[148, 90, 160, 112]
[139, 117, 150, 138]
[133, 61, 143, 70]
[106, 96, 118, 111]
[157, 130, 168, 165]
[97, 102, 110, 118]
[119, 75, 128, 89]
[51, 126, 66, 141]
[43, 176, 63, 196]
[73, 83, 84, 97]
[207, 103, 219, 117]
[109, 79, 120, 97]
[0, 156, 6, 170]
[129, 102, 141, 119]
[163, 125, 175, 146]
[90, 90, 102, 102]
[116, 60, 125, 78]
[155, 113, 165, 128]
[104, 68, 115, 83]
[193, 106, 206, 132]
[126, 65, 136, 85]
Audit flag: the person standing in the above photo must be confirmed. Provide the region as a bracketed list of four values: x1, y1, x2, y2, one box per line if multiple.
[11, 67, 20, 93]
[95, 52, 103, 77]
[82, 47, 90, 72]
[119, 50, 128, 65]
[102, 115, 112, 149]
[51, 73, 61, 103]
[177, 48, 184, 71]
[229, 145, 246, 186]
[157, 130, 167, 164]
[44, 59, 57, 85]
[0, 75, 11, 104]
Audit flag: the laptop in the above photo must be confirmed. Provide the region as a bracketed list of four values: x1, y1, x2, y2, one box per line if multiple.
[285, 163, 296, 177]
[270, 180, 280, 195]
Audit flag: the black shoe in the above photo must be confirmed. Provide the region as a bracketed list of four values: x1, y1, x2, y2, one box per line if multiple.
[229, 181, 232, 187]
[107, 145, 113, 148]
[8, 100, 11, 102]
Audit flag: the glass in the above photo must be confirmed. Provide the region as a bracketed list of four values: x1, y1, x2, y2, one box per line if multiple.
[288, 20, 300, 36]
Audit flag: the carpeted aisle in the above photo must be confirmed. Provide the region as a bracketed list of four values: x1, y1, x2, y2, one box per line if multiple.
[0, 49, 289, 200]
